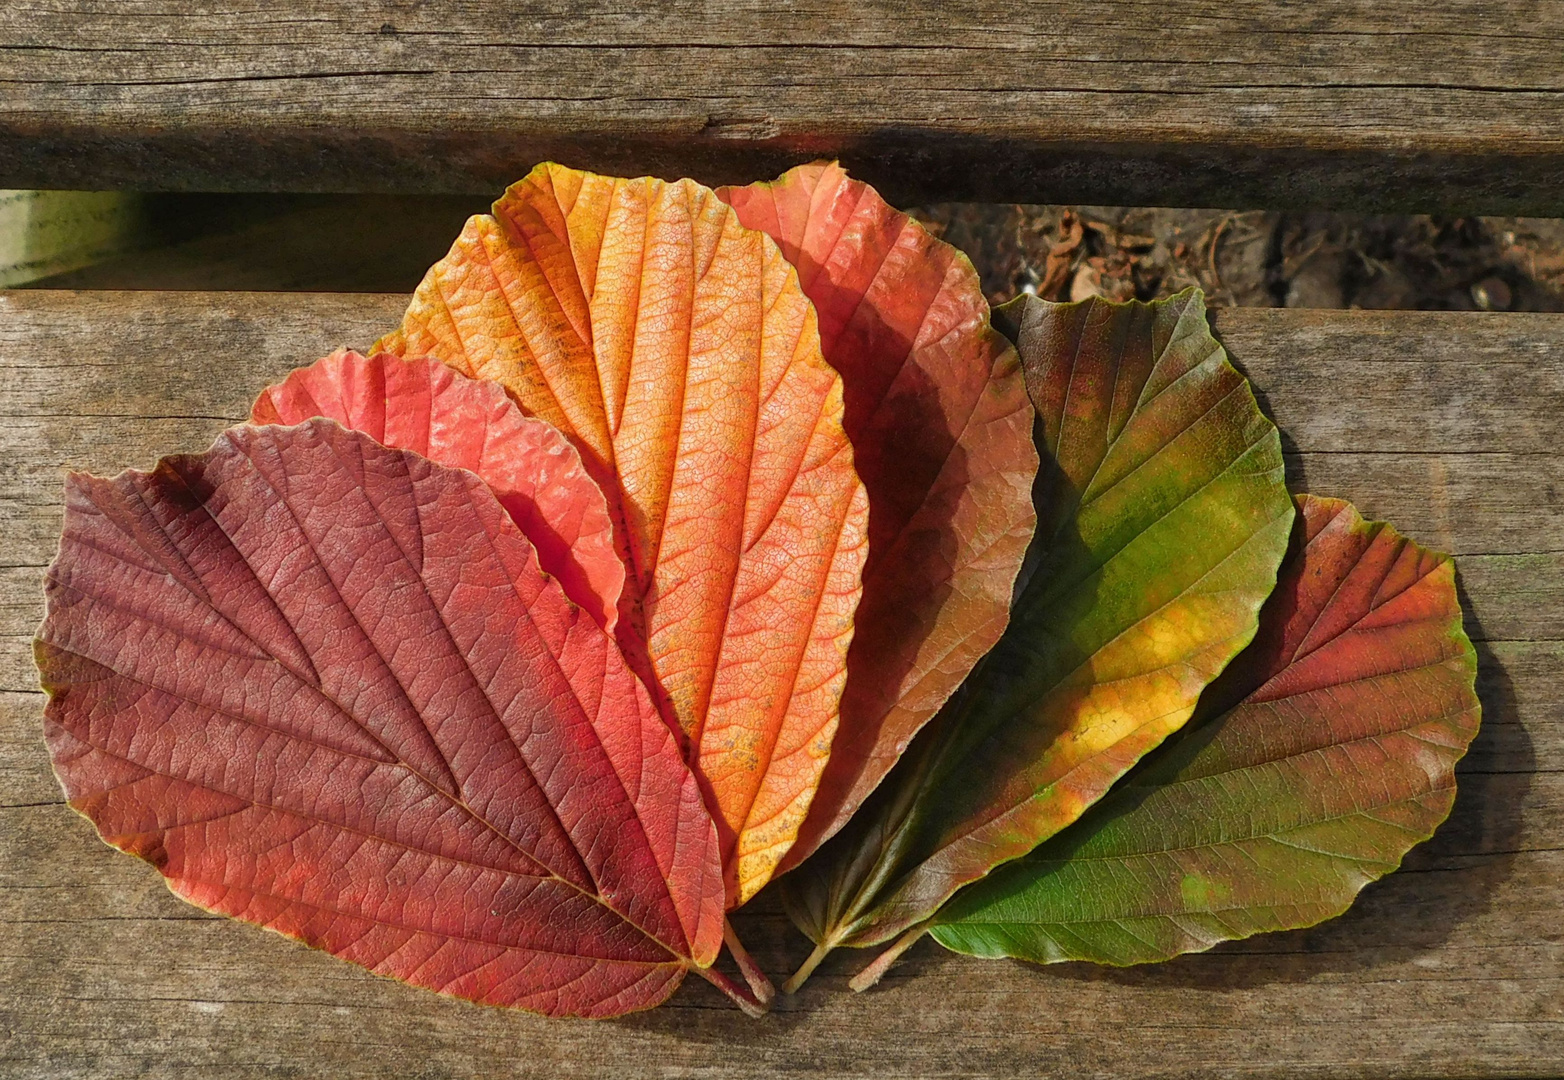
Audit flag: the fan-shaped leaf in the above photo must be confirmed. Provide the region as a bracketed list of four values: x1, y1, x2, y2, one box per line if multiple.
[376, 164, 870, 905]
[252, 348, 623, 633]
[931, 495, 1481, 965]
[36, 420, 732, 1019]
[719, 163, 1038, 872]
[784, 289, 1294, 987]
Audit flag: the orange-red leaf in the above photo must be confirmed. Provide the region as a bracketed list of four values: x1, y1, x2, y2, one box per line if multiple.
[719, 163, 1038, 870]
[37, 421, 725, 1018]
[378, 165, 870, 905]
[253, 346, 619, 634]
[252, 349, 624, 633]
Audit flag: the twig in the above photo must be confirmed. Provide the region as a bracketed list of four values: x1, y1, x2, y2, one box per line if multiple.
[1281, 232, 1331, 279]
[1206, 211, 1237, 298]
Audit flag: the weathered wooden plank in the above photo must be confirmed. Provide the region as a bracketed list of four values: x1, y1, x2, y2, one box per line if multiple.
[6, 297, 1554, 456]
[1, 837, 1560, 1079]
[0, 291, 1559, 1078]
[2, 295, 1558, 547]
[16, 443, 1541, 559]
[2, 2, 1564, 212]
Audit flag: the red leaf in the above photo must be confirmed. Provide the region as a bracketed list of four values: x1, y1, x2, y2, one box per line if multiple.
[252, 349, 623, 634]
[36, 420, 726, 1018]
[719, 163, 1038, 868]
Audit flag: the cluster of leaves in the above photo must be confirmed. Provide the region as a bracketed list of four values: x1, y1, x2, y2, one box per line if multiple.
[35, 163, 1481, 1020]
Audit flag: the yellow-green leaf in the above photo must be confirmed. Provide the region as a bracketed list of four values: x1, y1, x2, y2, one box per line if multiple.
[783, 289, 1293, 987]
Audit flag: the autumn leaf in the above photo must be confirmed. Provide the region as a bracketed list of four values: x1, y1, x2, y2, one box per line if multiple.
[930, 495, 1481, 967]
[783, 289, 1294, 989]
[35, 420, 764, 1019]
[252, 348, 623, 633]
[377, 164, 870, 906]
[719, 162, 1038, 873]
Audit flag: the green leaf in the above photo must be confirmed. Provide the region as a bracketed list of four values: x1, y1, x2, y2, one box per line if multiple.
[929, 495, 1481, 966]
[783, 289, 1294, 987]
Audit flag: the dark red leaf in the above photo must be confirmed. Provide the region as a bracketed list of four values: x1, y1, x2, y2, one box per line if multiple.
[36, 420, 727, 1018]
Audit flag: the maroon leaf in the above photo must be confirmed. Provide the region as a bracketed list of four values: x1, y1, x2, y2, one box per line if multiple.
[36, 420, 738, 1018]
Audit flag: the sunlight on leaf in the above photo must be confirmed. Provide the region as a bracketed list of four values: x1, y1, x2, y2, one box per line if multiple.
[253, 348, 623, 633]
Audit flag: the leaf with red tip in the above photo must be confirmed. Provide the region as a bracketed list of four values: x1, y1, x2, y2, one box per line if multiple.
[377, 164, 870, 905]
[719, 163, 1038, 871]
[36, 420, 731, 1019]
[252, 348, 623, 633]
[932, 496, 1482, 965]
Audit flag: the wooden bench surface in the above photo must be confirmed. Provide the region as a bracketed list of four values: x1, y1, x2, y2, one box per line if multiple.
[0, 289, 1559, 1078]
[3, 2, 1564, 212]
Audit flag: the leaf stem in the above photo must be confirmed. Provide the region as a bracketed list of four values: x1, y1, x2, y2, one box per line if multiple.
[782, 939, 833, 995]
[723, 917, 775, 1005]
[820, 688, 979, 949]
[848, 923, 929, 992]
[694, 962, 770, 1018]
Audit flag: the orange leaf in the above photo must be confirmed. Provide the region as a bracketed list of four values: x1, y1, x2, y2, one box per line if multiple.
[720, 163, 1038, 870]
[378, 165, 870, 905]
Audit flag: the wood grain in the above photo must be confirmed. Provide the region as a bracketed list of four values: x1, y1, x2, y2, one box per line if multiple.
[2, 2, 1564, 211]
[0, 291, 1559, 1078]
